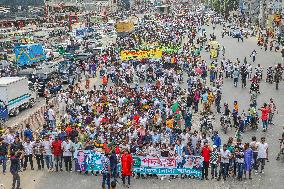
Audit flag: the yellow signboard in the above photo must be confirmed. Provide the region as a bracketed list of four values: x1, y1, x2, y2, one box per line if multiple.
[115, 21, 134, 33]
[120, 49, 162, 61]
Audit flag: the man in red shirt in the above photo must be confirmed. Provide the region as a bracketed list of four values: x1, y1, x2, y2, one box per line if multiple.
[52, 136, 63, 172]
[259, 103, 270, 132]
[201, 142, 211, 180]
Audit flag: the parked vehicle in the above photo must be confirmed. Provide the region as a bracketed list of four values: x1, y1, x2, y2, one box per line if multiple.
[0, 77, 37, 121]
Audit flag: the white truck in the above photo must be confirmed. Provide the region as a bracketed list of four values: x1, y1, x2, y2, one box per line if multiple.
[0, 77, 37, 120]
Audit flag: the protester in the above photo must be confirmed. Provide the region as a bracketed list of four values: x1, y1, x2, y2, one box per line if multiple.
[121, 149, 133, 187]
[101, 153, 111, 189]
[10, 151, 23, 189]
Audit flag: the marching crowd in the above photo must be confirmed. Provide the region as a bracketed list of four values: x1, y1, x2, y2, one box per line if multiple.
[0, 5, 283, 189]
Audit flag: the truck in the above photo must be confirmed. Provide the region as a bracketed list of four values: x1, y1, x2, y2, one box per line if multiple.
[0, 77, 37, 121]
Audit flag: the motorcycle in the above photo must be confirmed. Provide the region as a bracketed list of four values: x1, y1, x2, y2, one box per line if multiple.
[220, 114, 232, 134]
[250, 82, 260, 94]
[266, 71, 274, 84]
[255, 69, 263, 80]
[199, 115, 214, 135]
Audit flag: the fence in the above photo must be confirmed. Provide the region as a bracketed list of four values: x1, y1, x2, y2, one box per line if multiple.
[13, 97, 59, 139]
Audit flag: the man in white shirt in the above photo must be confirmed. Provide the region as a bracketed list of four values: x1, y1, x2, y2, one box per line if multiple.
[47, 105, 56, 128]
[42, 135, 53, 171]
[257, 137, 268, 173]
[23, 138, 35, 171]
[218, 144, 231, 181]
[61, 137, 74, 172]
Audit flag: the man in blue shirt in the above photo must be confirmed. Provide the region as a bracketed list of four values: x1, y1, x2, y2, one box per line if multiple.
[211, 131, 221, 148]
[23, 124, 33, 141]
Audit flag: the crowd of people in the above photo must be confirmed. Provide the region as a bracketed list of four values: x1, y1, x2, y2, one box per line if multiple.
[1, 4, 284, 189]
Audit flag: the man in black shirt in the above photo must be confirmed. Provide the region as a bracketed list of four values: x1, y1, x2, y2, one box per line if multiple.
[10, 151, 23, 189]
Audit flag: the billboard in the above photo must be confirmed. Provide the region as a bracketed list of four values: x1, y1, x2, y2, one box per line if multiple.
[14, 44, 46, 65]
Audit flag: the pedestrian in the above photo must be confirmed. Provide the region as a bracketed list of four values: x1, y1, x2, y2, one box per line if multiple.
[201, 142, 210, 180]
[249, 136, 259, 172]
[250, 50, 257, 63]
[257, 137, 268, 173]
[0, 137, 8, 174]
[244, 143, 253, 179]
[235, 147, 244, 181]
[268, 98, 277, 124]
[109, 150, 118, 181]
[33, 138, 44, 170]
[233, 68, 239, 87]
[217, 144, 231, 181]
[259, 103, 270, 132]
[61, 137, 74, 172]
[42, 135, 53, 172]
[23, 138, 34, 171]
[211, 131, 221, 149]
[121, 149, 133, 187]
[47, 105, 56, 128]
[52, 135, 63, 172]
[10, 151, 23, 189]
[210, 145, 219, 179]
[23, 124, 33, 141]
[101, 153, 111, 189]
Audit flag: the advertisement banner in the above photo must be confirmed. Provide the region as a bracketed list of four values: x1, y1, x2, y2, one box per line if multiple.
[120, 49, 162, 61]
[14, 43, 46, 65]
[75, 150, 203, 177]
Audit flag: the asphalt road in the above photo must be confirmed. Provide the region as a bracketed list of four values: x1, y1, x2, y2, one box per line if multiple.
[1, 24, 284, 189]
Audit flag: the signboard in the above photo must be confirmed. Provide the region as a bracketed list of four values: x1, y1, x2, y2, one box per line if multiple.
[115, 21, 134, 33]
[120, 49, 162, 60]
[74, 150, 203, 177]
[14, 44, 46, 65]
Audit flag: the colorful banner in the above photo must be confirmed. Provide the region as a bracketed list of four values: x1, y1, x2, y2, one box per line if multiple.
[75, 150, 203, 177]
[14, 43, 46, 65]
[120, 49, 162, 61]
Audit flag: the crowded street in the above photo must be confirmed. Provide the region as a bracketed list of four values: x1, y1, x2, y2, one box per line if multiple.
[1, 1, 284, 189]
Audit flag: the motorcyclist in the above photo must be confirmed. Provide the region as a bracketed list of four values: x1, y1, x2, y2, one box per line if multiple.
[266, 66, 274, 83]
[255, 64, 263, 80]
[248, 104, 257, 129]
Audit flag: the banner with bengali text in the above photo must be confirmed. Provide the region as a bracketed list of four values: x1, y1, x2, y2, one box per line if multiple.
[120, 49, 162, 61]
[75, 150, 203, 177]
